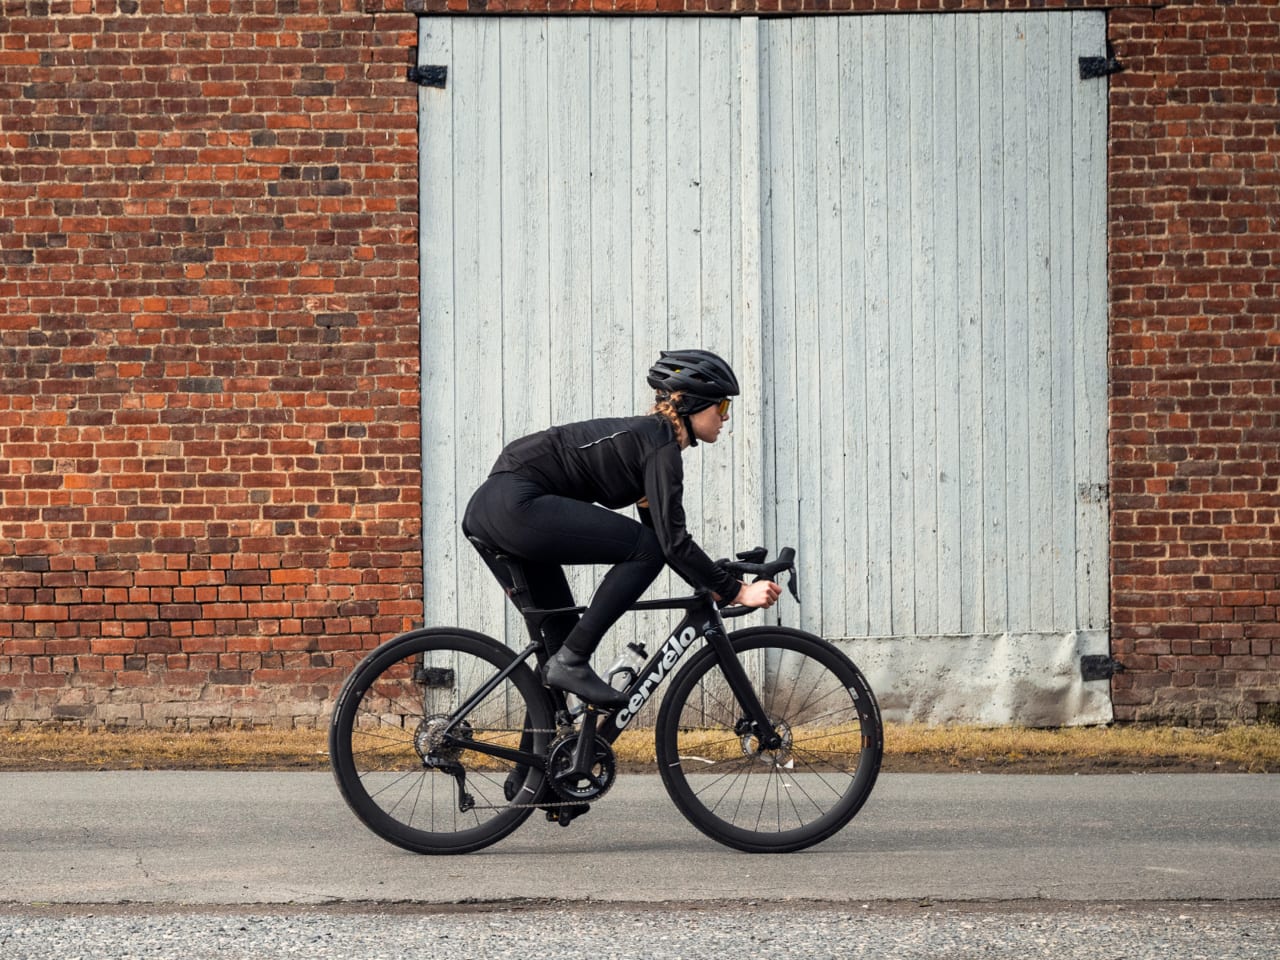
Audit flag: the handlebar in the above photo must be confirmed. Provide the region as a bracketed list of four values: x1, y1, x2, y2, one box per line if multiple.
[717, 546, 800, 618]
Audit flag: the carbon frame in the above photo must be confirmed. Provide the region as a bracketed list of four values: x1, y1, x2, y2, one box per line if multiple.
[437, 590, 777, 769]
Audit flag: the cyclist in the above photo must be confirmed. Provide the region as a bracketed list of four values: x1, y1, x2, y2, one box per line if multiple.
[462, 349, 781, 710]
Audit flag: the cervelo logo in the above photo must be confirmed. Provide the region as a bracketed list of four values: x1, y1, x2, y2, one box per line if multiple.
[614, 625, 698, 728]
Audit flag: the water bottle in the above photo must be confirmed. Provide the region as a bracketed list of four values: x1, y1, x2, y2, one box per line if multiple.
[605, 641, 649, 691]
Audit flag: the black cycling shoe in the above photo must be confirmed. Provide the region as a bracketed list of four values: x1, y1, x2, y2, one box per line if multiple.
[544, 648, 628, 710]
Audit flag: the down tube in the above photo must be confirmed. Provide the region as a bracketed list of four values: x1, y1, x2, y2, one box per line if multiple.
[603, 608, 710, 740]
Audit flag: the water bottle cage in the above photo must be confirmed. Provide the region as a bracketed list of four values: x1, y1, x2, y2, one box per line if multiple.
[607, 667, 637, 688]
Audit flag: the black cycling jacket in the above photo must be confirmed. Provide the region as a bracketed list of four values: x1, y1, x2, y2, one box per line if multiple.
[490, 415, 741, 601]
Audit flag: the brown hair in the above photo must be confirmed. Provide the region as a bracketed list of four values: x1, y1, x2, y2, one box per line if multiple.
[649, 391, 689, 447]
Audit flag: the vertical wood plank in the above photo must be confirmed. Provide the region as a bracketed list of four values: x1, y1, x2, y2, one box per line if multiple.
[450, 17, 506, 661]
[764, 20, 801, 612]
[631, 17, 668, 392]
[757, 19, 778, 566]
[1072, 10, 1110, 632]
[789, 17, 822, 635]
[548, 20, 593, 426]
[419, 18, 456, 628]
[584, 20, 628, 651]
[549, 18, 598, 622]
[932, 14, 963, 636]
[885, 19, 915, 636]
[837, 16, 869, 638]
[908, 14, 938, 635]
[979, 14, 1008, 634]
[1024, 13, 1056, 630]
[498, 20, 552, 648]
[736, 17, 766, 580]
[499, 19, 551, 444]
[630, 17, 675, 619]
[954, 13, 985, 636]
[861, 16, 893, 638]
[667, 20, 706, 552]
[591, 19, 634, 423]
[815, 18, 846, 637]
[1048, 12, 1078, 634]
[1002, 13, 1031, 634]
[699, 19, 738, 563]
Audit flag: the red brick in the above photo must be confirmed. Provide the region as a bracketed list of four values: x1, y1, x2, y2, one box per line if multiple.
[3, 0, 1276, 729]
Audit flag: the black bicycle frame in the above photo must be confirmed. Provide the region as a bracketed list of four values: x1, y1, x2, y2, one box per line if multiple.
[437, 590, 779, 768]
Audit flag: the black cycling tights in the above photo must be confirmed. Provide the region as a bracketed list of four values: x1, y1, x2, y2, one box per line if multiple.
[462, 472, 665, 658]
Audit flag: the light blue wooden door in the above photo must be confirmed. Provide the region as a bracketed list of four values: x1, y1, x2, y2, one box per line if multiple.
[756, 13, 1110, 723]
[417, 17, 757, 717]
[418, 13, 1111, 725]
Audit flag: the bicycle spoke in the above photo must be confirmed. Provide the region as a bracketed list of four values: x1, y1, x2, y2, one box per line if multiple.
[330, 630, 555, 853]
[658, 632, 882, 851]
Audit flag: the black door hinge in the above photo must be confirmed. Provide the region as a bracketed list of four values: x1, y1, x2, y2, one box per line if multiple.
[408, 64, 448, 88]
[1079, 56, 1123, 80]
[1081, 655, 1125, 682]
[414, 666, 456, 687]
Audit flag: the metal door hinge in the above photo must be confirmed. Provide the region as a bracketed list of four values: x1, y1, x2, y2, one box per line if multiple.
[1079, 56, 1123, 80]
[408, 58, 448, 89]
[414, 666, 456, 687]
[1081, 655, 1125, 682]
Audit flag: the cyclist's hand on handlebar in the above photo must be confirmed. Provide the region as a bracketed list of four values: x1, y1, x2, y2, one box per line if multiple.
[734, 579, 782, 609]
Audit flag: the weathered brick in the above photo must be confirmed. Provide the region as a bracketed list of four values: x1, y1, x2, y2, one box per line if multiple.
[0, 0, 422, 729]
[2, 0, 1275, 729]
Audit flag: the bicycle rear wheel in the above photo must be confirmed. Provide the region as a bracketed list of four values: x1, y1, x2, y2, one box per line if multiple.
[655, 626, 883, 853]
[329, 628, 553, 855]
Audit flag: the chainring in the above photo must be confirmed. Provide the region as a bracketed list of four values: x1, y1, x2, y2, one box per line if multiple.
[546, 732, 616, 802]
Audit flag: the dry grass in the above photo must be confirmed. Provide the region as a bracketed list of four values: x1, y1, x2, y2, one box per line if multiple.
[883, 723, 1280, 773]
[0, 727, 332, 772]
[0, 723, 1277, 773]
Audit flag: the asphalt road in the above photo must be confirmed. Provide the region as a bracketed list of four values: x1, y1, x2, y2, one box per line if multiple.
[3, 772, 1278, 905]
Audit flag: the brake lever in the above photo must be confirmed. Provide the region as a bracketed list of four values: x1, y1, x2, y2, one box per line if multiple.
[719, 547, 800, 605]
[784, 564, 800, 604]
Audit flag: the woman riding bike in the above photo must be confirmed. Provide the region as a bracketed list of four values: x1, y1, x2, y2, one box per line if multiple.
[461, 349, 781, 710]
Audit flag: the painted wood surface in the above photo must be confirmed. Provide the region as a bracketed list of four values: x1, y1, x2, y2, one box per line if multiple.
[417, 18, 749, 701]
[756, 12, 1109, 648]
[417, 13, 1110, 723]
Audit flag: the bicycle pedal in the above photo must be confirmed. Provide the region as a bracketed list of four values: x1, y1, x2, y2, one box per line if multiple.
[544, 803, 590, 826]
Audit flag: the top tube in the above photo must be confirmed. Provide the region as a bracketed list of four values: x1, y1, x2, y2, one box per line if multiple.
[519, 591, 714, 620]
[519, 590, 757, 623]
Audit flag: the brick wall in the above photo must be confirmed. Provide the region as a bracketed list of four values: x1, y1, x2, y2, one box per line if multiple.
[0, 0, 422, 727]
[2, 0, 1277, 727]
[1106, 1, 1280, 723]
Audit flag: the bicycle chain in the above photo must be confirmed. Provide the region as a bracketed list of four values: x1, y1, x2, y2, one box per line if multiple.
[441, 724, 599, 811]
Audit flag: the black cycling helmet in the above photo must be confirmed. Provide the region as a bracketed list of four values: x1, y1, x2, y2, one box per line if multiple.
[646, 349, 740, 410]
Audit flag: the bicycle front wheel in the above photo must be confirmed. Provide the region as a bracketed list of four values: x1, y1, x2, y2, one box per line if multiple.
[329, 628, 553, 855]
[655, 626, 883, 853]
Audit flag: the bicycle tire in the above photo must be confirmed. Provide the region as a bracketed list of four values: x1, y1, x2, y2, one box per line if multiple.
[329, 627, 554, 855]
[655, 626, 883, 853]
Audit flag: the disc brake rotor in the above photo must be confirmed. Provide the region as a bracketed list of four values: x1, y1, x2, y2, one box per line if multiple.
[741, 718, 794, 766]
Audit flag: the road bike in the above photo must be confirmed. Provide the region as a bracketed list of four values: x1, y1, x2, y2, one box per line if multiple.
[329, 542, 883, 854]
